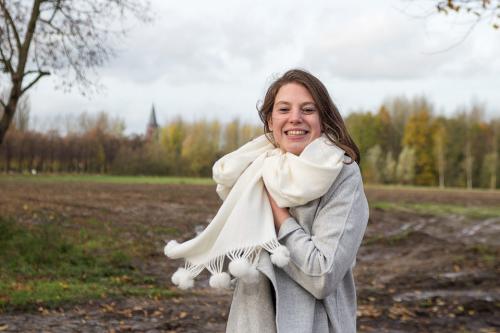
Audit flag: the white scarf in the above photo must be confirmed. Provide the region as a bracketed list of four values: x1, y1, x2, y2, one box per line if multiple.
[164, 134, 345, 289]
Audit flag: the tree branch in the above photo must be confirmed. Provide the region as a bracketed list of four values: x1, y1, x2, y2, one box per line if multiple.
[1, 13, 16, 66]
[24, 69, 50, 77]
[39, 17, 65, 35]
[0, 45, 14, 75]
[43, 0, 62, 25]
[20, 70, 50, 95]
[424, 15, 481, 54]
[15, 0, 43, 84]
[0, 1, 22, 51]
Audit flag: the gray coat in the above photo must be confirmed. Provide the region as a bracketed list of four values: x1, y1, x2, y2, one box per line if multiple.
[226, 161, 369, 333]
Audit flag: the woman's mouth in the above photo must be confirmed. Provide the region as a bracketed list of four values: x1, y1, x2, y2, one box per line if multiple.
[285, 129, 309, 136]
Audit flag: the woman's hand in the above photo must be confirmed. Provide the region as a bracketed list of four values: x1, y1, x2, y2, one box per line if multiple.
[266, 189, 291, 232]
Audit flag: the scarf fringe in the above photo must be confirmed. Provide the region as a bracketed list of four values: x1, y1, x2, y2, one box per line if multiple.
[168, 238, 290, 289]
[165, 135, 345, 290]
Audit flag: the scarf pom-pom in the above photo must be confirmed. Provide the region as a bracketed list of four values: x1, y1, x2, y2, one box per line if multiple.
[241, 265, 260, 284]
[270, 245, 290, 267]
[229, 258, 259, 284]
[228, 258, 252, 278]
[171, 267, 194, 289]
[164, 240, 179, 257]
[209, 272, 231, 289]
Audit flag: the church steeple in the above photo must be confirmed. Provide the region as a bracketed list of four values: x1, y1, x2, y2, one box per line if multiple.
[146, 104, 159, 141]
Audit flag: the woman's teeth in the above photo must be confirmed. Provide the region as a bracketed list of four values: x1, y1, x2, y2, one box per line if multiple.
[286, 130, 307, 135]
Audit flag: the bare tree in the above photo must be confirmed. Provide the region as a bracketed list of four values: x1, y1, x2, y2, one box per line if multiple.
[433, 119, 447, 188]
[435, 0, 500, 29]
[401, 1, 499, 50]
[12, 94, 30, 131]
[0, 0, 150, 144]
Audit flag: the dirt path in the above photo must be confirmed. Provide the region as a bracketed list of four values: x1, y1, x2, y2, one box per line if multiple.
[0, 182, 498, 332]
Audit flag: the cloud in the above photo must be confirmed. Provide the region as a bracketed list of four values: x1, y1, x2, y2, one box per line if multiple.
[300, 7, 467, 80]
[25, 0, 500, 136]
[102, 0, 309, 85]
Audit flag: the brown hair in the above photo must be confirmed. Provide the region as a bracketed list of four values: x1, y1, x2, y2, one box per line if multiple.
[257, 69, 360, 164]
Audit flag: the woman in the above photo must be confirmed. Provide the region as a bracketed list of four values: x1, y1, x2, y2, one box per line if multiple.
[225, 69, 369, 333]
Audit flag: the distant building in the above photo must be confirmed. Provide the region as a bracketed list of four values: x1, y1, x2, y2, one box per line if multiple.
[146, 104, 159, 141]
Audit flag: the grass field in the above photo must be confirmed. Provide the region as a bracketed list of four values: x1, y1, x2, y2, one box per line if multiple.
[0, 174, 214, 185]
[365, 183, 500, 193]
[0, 176, 498, 332]
[0, 216, 177, 310]
[371, 201, 500, 219]
[4, 173, 500, 189]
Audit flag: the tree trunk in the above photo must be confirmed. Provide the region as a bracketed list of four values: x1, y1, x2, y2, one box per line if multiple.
[492, 125, 499, 190]
[465, 141, 473, 189]
[0, 0, 42, 145]
[491, 152, 498, 190]
[437, 145, 445, 189]
[0, 103, 17, 145]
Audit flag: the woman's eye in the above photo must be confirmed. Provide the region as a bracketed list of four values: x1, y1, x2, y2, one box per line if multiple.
[303, 108, 315, 113]
[279, 108, 289, 113]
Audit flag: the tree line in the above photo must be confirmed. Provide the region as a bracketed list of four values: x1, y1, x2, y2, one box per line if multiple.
[0, 110, 262, 177]
[1, 96, 499, 189]
[346, 96, 499, 189]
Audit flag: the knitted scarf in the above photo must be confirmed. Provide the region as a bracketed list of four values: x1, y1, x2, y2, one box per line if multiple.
[164, 134, 345, 289]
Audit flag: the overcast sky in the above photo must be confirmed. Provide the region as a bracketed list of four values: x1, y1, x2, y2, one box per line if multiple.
[28, 0, 500, 135]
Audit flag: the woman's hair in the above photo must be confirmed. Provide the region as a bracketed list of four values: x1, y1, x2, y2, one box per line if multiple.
[257, 69, 361, 164]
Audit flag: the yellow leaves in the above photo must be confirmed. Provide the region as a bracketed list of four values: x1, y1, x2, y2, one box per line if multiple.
[120, 309, 133, 318]
[388, 304, 415, 321]
[151, 310, 163, 317]
[110, 275, 132, 284]
[402, 108, 438, 185]
[37, 306, 50, 315]
[101, 302, 115, 313]
[357, 304, 382, 318]
[111, 323, 132, 332]
[132, 305, 143, 311]
[479, 328, 497, 333]
[357, 295, 384, 318]
[10, 282, 32, 292]
[97, 302, 167, 320]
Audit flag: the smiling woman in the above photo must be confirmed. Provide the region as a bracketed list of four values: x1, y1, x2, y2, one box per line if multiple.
[225, 69, 369, 333]
[164, 69, 369, 333]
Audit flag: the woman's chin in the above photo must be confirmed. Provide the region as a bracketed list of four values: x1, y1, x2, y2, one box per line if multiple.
[283, 142, 306, 155]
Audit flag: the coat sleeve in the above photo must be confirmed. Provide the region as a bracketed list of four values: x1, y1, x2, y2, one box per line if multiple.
[276, 164, 369, 299]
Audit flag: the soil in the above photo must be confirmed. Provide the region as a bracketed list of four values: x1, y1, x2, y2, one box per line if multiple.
[0, 181, 499, 333]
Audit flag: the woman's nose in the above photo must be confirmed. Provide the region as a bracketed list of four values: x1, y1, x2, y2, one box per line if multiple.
[289, 108, 303, 123]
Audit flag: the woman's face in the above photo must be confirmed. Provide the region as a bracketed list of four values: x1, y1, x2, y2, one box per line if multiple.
[268, 82, 322, 155]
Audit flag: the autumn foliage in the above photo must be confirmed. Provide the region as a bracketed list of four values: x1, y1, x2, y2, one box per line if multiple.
[1, 97, 499, 189]
[0, 113, 262, 178]
[346, 97, 499, 189]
